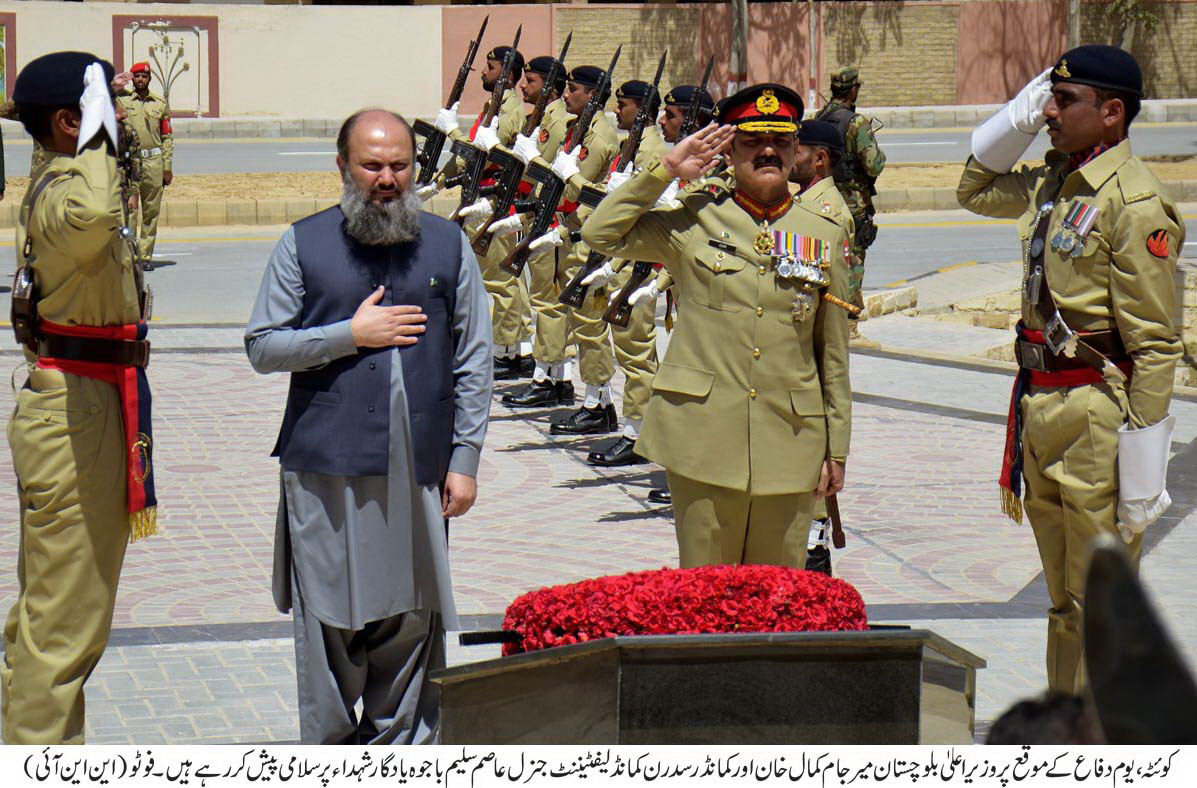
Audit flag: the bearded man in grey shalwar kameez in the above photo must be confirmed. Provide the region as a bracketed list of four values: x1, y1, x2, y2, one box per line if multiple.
[245, 109, 492, 744]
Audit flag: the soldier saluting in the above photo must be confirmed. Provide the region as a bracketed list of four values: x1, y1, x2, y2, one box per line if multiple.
[583, 84, 852, 568]
[117, 62, 173, 269]
[958, 46, 1184, 693]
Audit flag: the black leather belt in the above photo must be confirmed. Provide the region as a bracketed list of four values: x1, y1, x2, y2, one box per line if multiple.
[1016, 330, 1127, 373]
[38, 335, 151, 368]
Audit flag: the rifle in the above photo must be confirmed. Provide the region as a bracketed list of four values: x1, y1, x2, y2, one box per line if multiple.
[678, 56, 715, 140]
[447, 25, 522, 222]
[116, 121, 153, 314]
[500, 45, 621, 278]
[470, 32, 572, 258]
[602, 261, 655, 328]
[560, 50, 668, 309]
[412, 15, 488, 187]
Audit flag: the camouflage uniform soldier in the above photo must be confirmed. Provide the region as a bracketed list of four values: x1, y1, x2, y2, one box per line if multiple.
[814, 67, 885, 322]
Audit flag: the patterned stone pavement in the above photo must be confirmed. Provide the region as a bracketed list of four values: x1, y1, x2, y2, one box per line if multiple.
[0, 323, 1195, 744]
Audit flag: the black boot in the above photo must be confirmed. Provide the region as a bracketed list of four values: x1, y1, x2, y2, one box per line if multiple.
[646, 488, 672, 505]
[494, 355, 534, 381]
[587, 435, 645, 466]
[550, 404, 618, 435]
[501, 379, 575, 408]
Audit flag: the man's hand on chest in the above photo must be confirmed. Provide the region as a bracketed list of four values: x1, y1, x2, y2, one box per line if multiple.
[350, 285, 427, 348]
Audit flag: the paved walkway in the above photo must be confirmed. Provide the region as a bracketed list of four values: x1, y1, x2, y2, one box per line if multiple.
[1, 283, 1196, 744]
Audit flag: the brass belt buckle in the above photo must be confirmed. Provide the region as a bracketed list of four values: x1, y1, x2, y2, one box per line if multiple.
[1017, 341, 1047, 372]
[1043, 311, 1075, 356]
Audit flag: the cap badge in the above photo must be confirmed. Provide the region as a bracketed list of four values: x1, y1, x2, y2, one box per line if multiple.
[756, 89, 780, 116]
[1054, 59, 1071, 78]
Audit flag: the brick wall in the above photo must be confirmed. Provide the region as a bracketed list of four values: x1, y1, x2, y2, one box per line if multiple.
[1081, 0, 1197, 100]
[553, 6, 702, 93]
[821, 1, 960, 107]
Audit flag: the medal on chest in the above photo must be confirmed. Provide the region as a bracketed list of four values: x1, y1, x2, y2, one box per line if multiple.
[772, 230, 832, 323]
[1050, 201, 1099, 258]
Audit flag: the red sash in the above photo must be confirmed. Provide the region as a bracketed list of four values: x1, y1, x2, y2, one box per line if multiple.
[36, 320, 157, 541]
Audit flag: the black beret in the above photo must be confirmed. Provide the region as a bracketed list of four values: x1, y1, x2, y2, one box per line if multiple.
[616, 80, 652, 101]
[716, 82, 804, 133]
[487, 46, 525, 77]
[14, 51, 115, 107]
[664, 85, 714, 111]
[525, 56, 563, 77]
[1050, 45, 1142, 96]
[798, 120, 844, 154]
[569, 66, 605, 90]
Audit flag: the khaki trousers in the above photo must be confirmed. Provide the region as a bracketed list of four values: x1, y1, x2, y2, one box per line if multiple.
[2, 369, 130, 744]
[134, 154, 164, 260]
[543, 239, 615, 383]
[475, 231, 531, 348]
[609, 265, 658, 421]
[1021, 382, 1142, 694]
[667, 472, 814, 568]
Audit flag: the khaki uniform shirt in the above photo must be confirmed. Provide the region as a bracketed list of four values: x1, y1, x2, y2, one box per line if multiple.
[117, 91, 173, 171]
[957, 140, 1184, 428]
[534, 98, 570, 162]
[582, 161, 852, 494]
[799, 175, 856, 241]
[18, 144, 141, 332]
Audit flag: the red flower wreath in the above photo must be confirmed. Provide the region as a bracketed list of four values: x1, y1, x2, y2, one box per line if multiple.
[502, 565, 868, 656]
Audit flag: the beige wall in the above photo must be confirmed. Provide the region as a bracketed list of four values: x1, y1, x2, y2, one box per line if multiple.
[956, 1, 1067, 105]
[0, 1, 442, 119]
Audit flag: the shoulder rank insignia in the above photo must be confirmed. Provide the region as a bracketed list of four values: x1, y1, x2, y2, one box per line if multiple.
[1147, 229, 1170, 259]
[1125, 190, 1154, 203]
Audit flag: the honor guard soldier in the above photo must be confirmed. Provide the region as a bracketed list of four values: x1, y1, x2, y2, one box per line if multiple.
[490, 54, 570, 381]
[583, 84, 853, 568]
[958, 46, 1184, 693]
[814, 67, 885, 334]
[793, 118, 856, 572]
[552, 79, 669, 443]
[4, 51, 157, 744]
[117, 61, 173, 267]
[501, 65, 619, 410]
[431, 44, 526, 378]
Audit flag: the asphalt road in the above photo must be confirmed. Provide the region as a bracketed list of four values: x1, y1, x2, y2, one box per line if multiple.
[4, 123, 1195, 174]
[3, 211, 1192, 325]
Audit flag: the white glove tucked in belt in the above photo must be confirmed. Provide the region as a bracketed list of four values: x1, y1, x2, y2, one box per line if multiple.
[1117, 415, 1176, 543]
[970, 69, 1052, 173]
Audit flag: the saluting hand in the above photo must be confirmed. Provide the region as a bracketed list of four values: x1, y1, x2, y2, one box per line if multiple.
[661, 123, 735, 180]
[350, 286, 427, 348]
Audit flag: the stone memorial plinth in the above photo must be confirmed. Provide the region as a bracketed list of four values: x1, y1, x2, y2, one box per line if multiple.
[432, 629, 986, 744]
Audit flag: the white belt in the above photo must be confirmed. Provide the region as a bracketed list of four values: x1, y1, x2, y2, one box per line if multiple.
[138, 147, 162, 158]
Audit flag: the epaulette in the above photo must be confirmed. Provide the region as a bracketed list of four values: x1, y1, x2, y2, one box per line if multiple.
[1117, 157, 1162, 205]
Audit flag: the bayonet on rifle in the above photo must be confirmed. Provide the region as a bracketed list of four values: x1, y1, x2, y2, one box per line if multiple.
[470, 32, 572, 257]
[412, 15, 488, 186]
[501, 45, 621, 277]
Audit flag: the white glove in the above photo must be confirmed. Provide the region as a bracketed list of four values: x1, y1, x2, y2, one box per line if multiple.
[415, 183, 440, 202]
[656, 178, 681, 207]
[551, 149, 581, 182]
[627, 282, 660, 306]
[581, 261, 616, 287]
[606, 163, 633, 193]
[488, 214, 523, 238]
[458, 198, 492, 221]
[970, 69, 1051, 173]
[1116, 416, 1176, 543]
[513, 131, 541, 165]
[78, 62, 118, 152]
[529, 227, 566, 253]
[1009, 68, 1053, 133]
[473, 118, 500, 152]
[435, 102, 460, 134]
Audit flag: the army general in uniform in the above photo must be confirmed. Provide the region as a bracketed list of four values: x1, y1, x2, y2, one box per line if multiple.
[958, 46, 1183, 693]
[4, 52, 156, 744]
[117, 61, 173, 267]
[583, 84, 852, 567]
